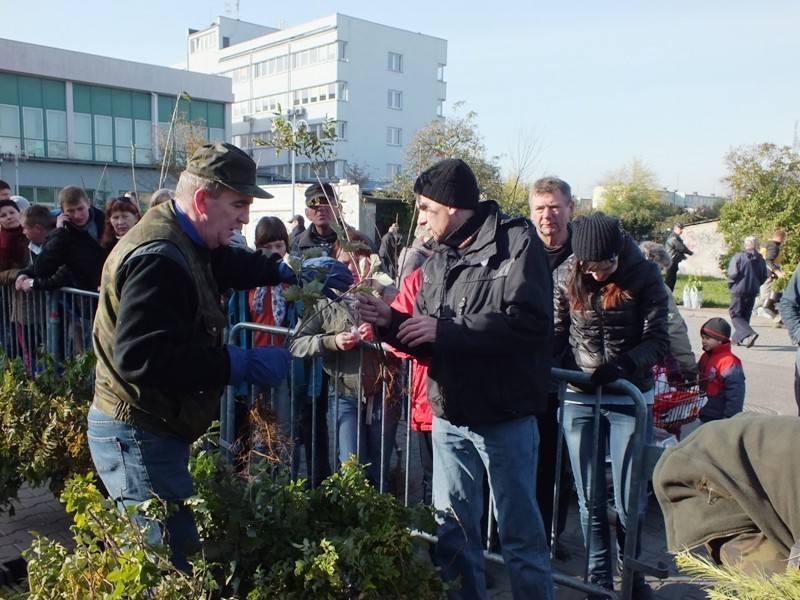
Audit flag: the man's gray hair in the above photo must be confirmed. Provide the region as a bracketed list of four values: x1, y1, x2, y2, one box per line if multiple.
[175, 171, 227, 201]
[744, 236, 758, 250]
[639, 240, 671, 269]
[530, 176, 571, 201]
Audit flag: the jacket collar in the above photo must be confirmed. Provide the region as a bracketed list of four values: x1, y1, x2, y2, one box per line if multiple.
[435, 201, 508, 265]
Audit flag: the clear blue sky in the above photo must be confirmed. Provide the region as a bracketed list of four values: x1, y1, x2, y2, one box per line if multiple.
[3, 0, 798, 197]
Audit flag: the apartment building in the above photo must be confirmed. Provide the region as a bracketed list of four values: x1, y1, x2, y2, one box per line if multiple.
[186, 14, 447, 187]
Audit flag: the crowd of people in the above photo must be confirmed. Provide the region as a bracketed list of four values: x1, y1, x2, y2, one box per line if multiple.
[1, 142, 798, 599]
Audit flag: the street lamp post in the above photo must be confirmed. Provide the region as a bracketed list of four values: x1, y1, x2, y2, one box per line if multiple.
[288, 107, 307, 217]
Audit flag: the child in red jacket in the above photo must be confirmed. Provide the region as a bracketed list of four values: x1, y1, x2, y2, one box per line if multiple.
[698, 317, 746, 422]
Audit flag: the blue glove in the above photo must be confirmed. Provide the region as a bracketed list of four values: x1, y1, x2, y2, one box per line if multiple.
[227, 345, 292, 387]
[277, 260, 297, 284]
[301, 257, 354, 298]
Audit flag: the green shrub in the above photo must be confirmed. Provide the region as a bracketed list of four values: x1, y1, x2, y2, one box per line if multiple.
[0, 352, 95, 515]
[17, 446, 445, 598]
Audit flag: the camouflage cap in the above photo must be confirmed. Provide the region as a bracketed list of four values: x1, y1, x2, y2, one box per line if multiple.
[187, 142, 273, 199]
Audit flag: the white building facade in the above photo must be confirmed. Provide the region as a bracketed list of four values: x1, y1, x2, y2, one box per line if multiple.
[185, 14, 447, 188]
[0, 38, 232, 206]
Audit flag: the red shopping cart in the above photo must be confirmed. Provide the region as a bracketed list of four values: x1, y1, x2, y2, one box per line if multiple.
[652, 373, 707, 430]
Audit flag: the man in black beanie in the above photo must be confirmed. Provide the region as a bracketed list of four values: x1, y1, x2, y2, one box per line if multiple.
[358, 158, 556, 599]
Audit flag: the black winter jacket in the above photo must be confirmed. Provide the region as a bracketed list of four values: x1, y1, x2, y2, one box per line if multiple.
[383, 201, 553, 426]
[31, 206, 105, 291]
[553, 234, 669, 393]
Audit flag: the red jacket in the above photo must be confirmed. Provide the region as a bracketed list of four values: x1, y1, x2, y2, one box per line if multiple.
[389, 269, 432, 431]
[698, 342, 745, 420]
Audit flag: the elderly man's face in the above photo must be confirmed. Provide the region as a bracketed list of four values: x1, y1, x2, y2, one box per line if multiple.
[199, 187, 252, 248]
[529, 190, 573, 247]
[306, 201, 333, 230]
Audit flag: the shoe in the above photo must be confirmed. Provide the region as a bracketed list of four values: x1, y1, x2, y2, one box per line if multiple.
[746, 333, 759, 348]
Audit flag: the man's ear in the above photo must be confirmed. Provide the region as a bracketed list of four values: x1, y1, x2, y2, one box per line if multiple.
[194, 188, 208, 215]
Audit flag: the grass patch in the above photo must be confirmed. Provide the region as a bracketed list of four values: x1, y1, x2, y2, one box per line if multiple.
[673, 274, 729, 308]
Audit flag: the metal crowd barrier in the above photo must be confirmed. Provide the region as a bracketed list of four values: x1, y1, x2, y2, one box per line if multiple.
[0, 284, 668, 599]
[0, 284, 98, 371]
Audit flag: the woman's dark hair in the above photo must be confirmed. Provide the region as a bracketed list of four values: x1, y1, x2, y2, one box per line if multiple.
[100, 197, 141, 249]
[566, 258, 631, 313]
[254, 216, 289, 250]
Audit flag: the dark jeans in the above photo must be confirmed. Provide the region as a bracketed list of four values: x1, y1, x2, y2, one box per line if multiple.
[665, 261, 680, 291]
[413, 429, 433, 505]
[301, 371, 331, 487]
[536, 394, 573, 543]
[729, 293, 757, 344]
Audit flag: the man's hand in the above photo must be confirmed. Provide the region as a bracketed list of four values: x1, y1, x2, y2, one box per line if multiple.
[356, 292, 392, 327]
[56, 213, 71, 228]
[15, 275, 32, 292]
[397, 316, 437, 347]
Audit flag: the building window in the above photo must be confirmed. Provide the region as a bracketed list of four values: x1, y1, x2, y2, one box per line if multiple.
[0, 104, 20, 154]
[387, 127, 402, 146]
[387, 164, 401, 179]
[437, 64, 446, 82]
[134, 119, 152, 164]
[337, 121, 347, 140]
[94, 115, 113, 162]
[436, 99, 444, 117]
[115, 117, 133, 163]
[338, 41, 347, 60]
[388, 52, 403, 72]
[22, 107, 44, 157]
[46, 110, 67, 158]
[388, 90, 402, 110]
[74, 113, 92, 160]
[189, 31, 216, 54]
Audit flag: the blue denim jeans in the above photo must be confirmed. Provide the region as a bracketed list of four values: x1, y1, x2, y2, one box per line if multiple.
[330, 393, 399, 492]
[432, 415, 554, 600]
[561, 395, 653, 586]
[87, 406, 200, 571]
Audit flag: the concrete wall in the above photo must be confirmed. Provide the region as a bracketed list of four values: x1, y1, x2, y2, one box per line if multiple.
[244, 181, 377, 248]
[676, 220, 726, 278]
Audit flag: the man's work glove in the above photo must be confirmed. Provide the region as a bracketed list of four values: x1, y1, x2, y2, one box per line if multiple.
[590, 356, 635, 386]
[227, 345, 292, 387]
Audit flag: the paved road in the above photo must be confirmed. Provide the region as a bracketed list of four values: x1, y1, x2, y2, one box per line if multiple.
[1, 305, 795, 599]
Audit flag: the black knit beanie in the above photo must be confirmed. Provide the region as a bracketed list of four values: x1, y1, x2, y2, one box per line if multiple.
[701, 317, 731, 342]
[413, 158, 480, 209]
[571, 212, 623, 262]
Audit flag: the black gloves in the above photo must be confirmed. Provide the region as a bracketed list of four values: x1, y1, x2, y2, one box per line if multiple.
[590, 356, 635, 386]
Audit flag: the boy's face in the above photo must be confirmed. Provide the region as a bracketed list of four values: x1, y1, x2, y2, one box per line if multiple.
[62, 200, 90, 228]
[700, 333, 723, 352]
[21, 219, 47, 244]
